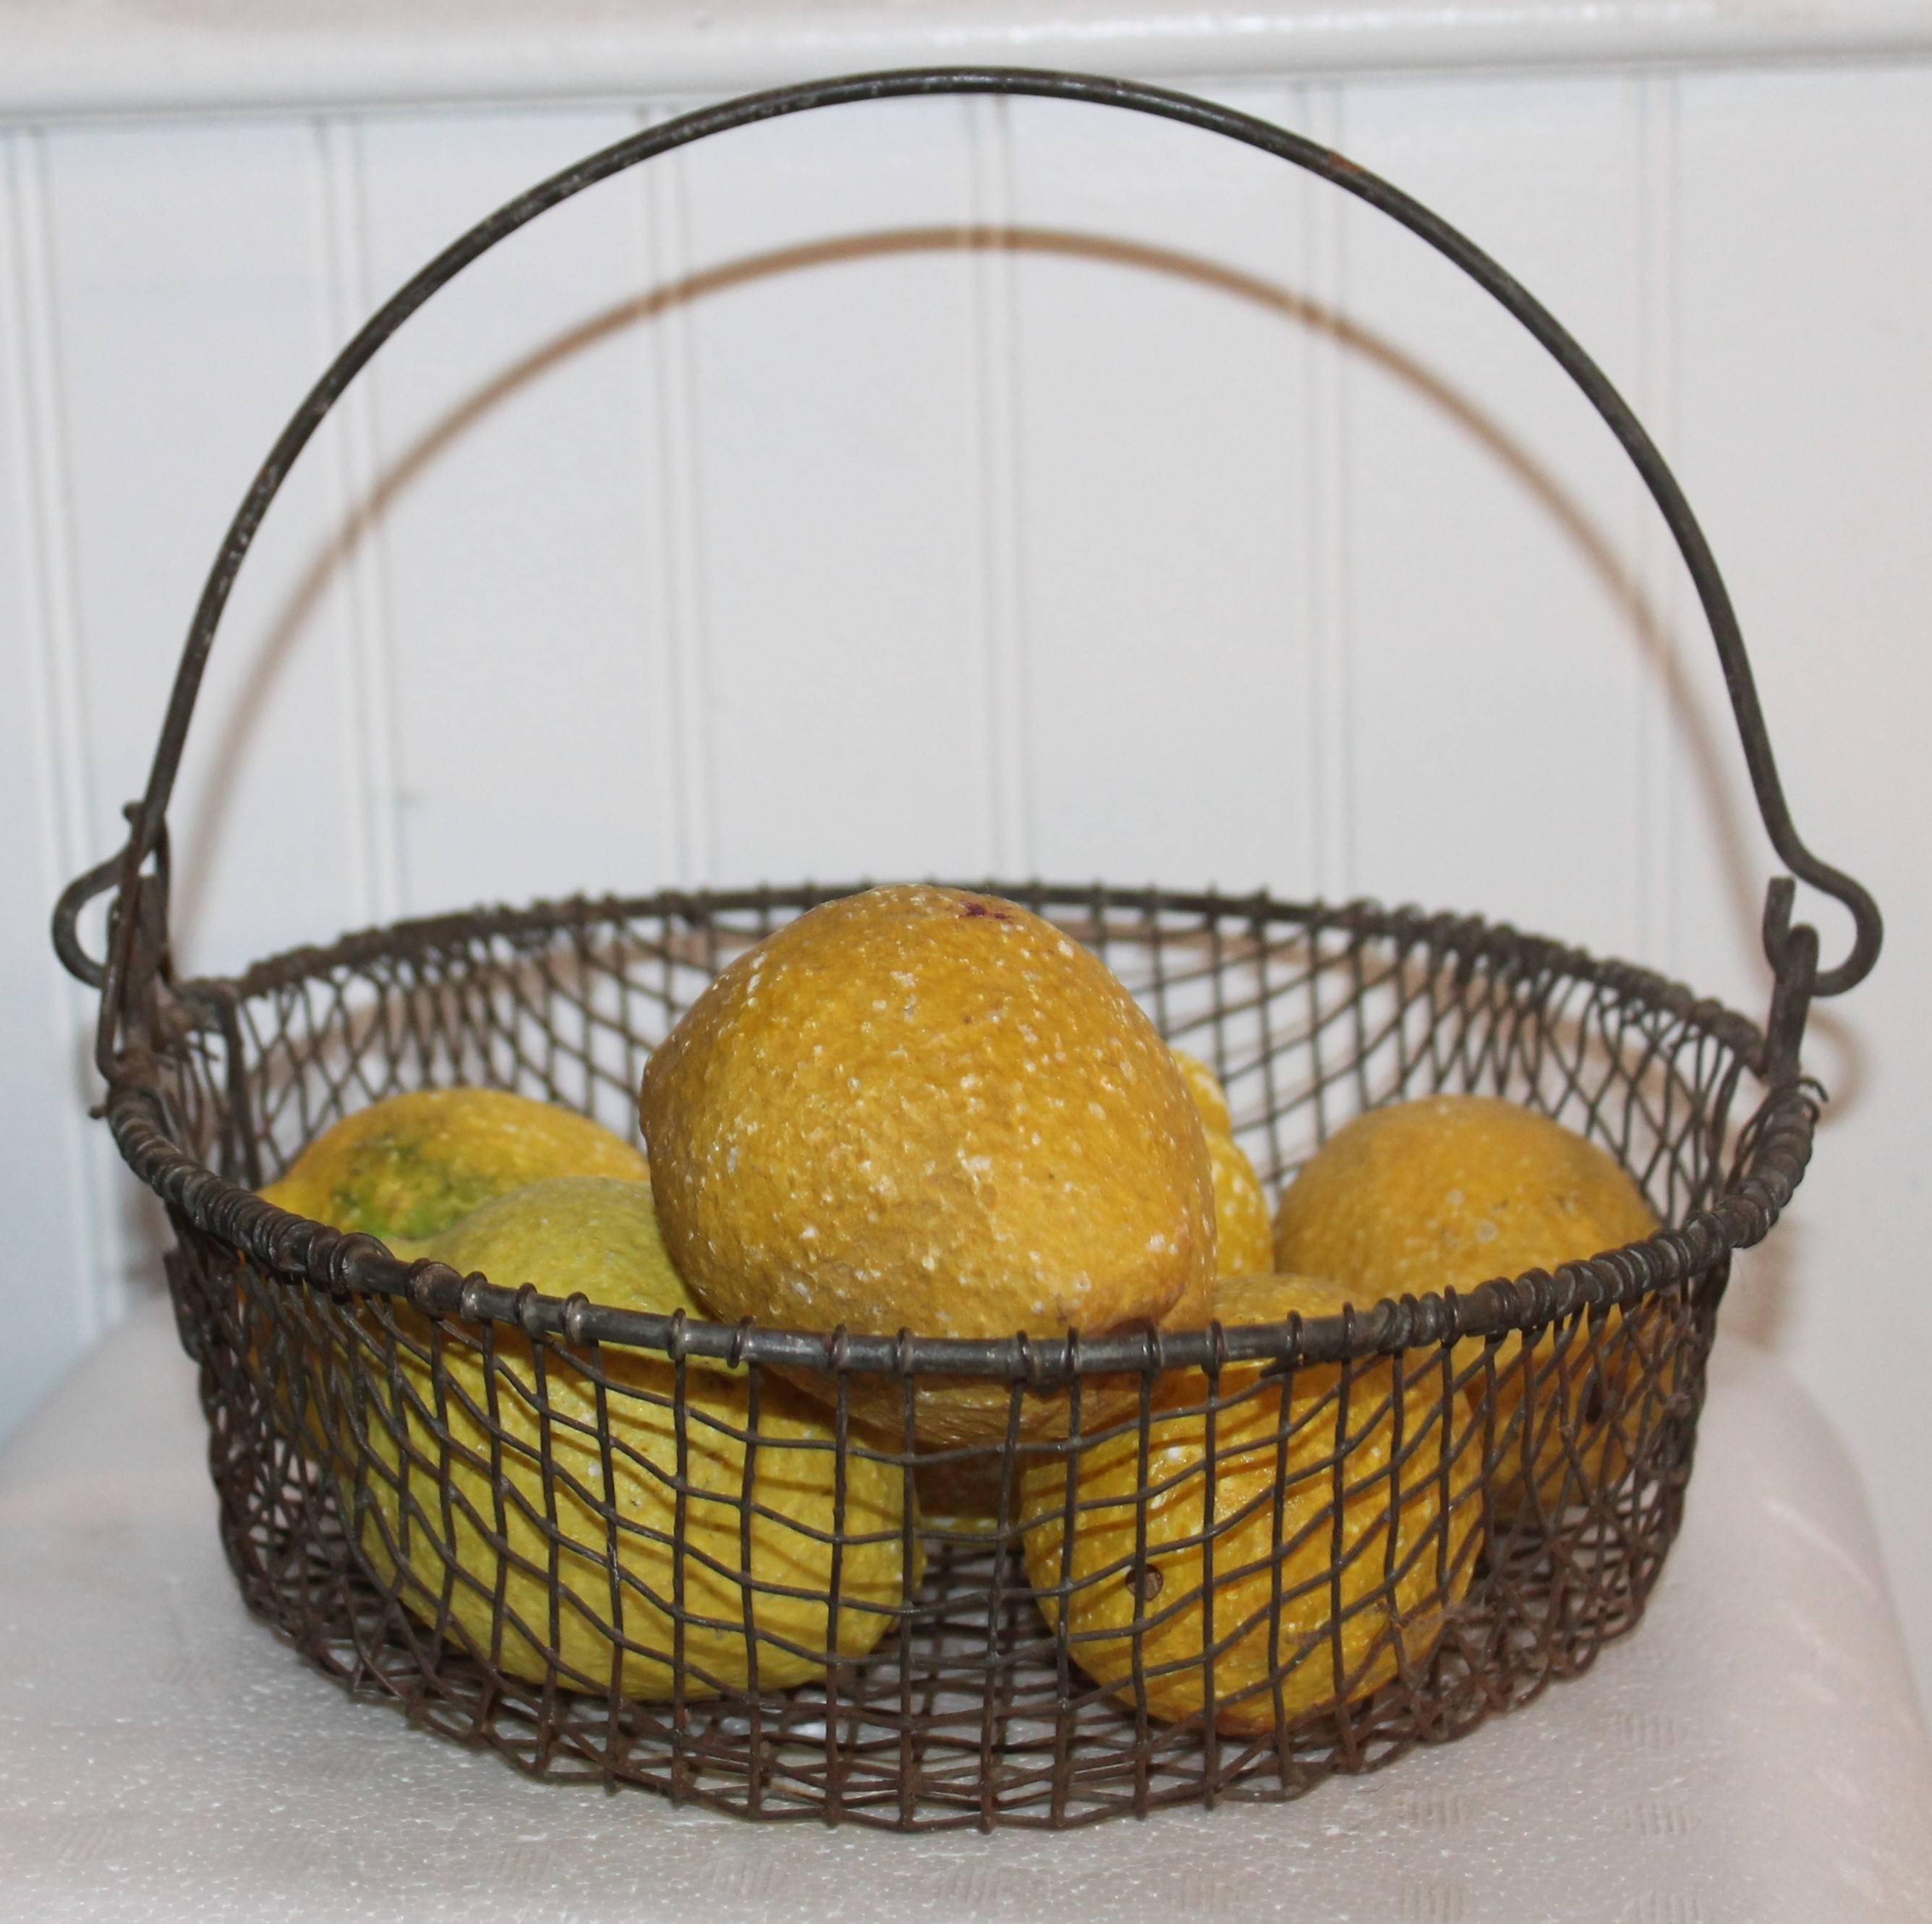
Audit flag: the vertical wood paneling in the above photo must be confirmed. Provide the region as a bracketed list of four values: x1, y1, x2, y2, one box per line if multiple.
[0, 129, 108, 1436]
[7, 134, 97, 889]
[314, 115, 405, 929]
[672, 93, 990, 888]
[1630, 72, 1685, 983]
[350, 108, 677, 915]
[1675, 60, 1932, 1713]
[1295, 81, 1356, 903]
[1000, 82, 1312, 893]
[32, 117, 366, 1338]
[1669, 75, 1921, 1023]
[36, 120, 363, 982]
[1328, 78, 1659, 966]
[637, 111, 712, 889]
[966, 95, 1032, 879]
[16, 124, 161, 1343]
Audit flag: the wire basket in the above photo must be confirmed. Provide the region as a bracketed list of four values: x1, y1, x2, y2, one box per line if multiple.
[54, 70, 1879, 1833]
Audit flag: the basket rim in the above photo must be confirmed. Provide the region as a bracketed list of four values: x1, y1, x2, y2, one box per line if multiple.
[217, 880, 1752, 1043]
[117, 881, 1813, 1379]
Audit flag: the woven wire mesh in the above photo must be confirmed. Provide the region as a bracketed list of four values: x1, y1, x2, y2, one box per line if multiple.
[136, 884, 1777, 1829]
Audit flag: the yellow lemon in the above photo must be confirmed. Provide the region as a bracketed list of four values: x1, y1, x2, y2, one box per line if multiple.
[263, 1087, 648, 1254]
[336, 1178, 918, 1700]
[916, 1050, 1277, 1536]
[1020, 1274, 1477, 1733]
[257, 1089, 650, 1459]
[1170, 1050, 1275, 1277]
[640, 886, 1217, 1447]
[1272, 1094, 1660, 1519]
[1169, 1049, 1235, 1136]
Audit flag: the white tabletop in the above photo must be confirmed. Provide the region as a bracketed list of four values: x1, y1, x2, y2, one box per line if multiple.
[2, 1293, 1929, 1924]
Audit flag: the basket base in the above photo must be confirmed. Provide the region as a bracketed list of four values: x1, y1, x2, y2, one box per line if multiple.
[209, 1438, 1685, 1831]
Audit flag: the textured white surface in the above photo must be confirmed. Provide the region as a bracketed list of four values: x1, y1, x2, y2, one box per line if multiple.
[1, 1298, 1929, 1923]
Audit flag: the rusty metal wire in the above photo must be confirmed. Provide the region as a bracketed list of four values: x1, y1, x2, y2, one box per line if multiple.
[119, 885, 1801, 1829]
[45, 68, 1860, 1832]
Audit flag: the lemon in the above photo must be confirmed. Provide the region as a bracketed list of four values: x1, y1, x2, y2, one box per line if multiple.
[263, 1086, 647, 1251]
[1169, 1050, 1235, 1136]
[336, 1178, 918, 1699]
[1170, 1050, 1274, 1277]
[639, 886, 1217, 1447]
[258, 1089, 650, 1460]
[1020, 1274, 1477, 1732]
[917, 1050, 1278, 1538]
[1272, 1094, 1660, 1518]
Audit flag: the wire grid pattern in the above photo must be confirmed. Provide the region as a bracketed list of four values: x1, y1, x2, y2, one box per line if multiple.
[144, 886, 1762, 1829]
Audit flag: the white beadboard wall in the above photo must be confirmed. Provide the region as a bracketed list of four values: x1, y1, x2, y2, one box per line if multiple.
[4, 5, 1931, 1713]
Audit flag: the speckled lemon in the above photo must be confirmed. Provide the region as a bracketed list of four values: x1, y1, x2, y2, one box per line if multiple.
[918, 1051, 1274, 1535]
[1272, 1094, 1660, 1518]
[340, 1178, 917, 1699]
[253, 1088, 643, 1457]
[262, 1086, 648, 1253]
[1020, 1274, 1478, 1732]
[639, 885, 1218, 1447]
[916, 1050, 1274, 1530]
[1171, 1050, 1274, 1277]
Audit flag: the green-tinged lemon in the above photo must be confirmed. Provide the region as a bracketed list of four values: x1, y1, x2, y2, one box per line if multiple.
[262, 1086, 647, 1251]
[336, 1178, 919, 1699]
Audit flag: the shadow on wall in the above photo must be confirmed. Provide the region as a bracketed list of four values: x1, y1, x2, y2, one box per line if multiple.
[117, 222, 1801, 1328]
[177, 224, 1765, 968]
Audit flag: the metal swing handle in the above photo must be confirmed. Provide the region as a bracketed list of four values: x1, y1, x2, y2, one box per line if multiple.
[51, 65, 1881, 1076]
